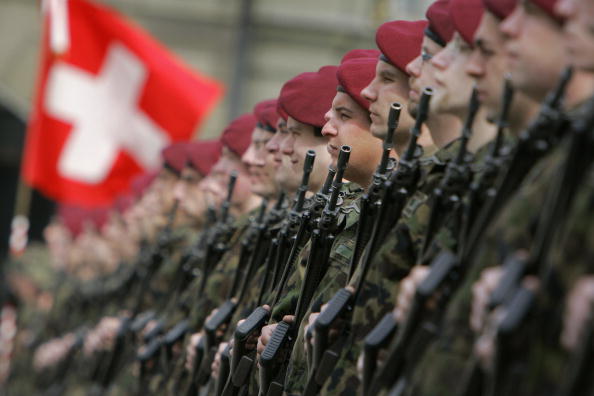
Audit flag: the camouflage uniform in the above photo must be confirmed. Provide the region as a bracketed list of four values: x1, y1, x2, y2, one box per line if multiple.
[408, 103, 594, 396]
[317, 140, 464, 396]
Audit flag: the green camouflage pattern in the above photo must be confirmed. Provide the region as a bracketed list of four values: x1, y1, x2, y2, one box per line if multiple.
[318, 140, 464, 396]
[408, 119, 594, 396]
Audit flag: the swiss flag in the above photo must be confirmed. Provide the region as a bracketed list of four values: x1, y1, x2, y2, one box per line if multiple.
[22, 0, 224, 207]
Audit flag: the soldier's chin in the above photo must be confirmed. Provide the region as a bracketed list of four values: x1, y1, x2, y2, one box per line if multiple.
[370, 124, 387, 140]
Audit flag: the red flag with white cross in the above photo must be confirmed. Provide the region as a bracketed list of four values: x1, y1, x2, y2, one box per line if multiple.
[22, 0, 224, 207]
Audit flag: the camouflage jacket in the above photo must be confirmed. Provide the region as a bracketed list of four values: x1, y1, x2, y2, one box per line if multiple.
[408, 111, 594, 396]
[317, 139, 465, 396]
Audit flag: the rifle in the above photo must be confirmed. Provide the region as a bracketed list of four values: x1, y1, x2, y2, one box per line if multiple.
[87, 199, 181, 392]
[137, 172, 238, 395]
[305, 91, 432, 395]
[221, 151, 318, 396]
[365, 88, 482, 395]
[259, 146, 351, 396]
[464, 67, 573, 261]
[194, 199, 269, 386]
[460, 80, 514, 253]
[481, 93, 594, 396]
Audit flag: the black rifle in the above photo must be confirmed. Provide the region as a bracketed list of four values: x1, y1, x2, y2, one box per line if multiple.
[365, 88, 482, 395]
[464, 67, 573, 261]
[221, 151, 318, 396]
[481, 93, 594, 396]
[195, 199, 269, 386]
[306, 91, 432, 395]
[460, 80, 514, 253]
[259, 146, 351, 396]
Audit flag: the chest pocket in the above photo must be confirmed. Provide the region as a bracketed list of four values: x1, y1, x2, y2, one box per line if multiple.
[402, 190, 429, 219]
[333, 238, 355, 267]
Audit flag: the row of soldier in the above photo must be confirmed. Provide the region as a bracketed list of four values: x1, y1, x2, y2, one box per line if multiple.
[4, 0, 594, 394]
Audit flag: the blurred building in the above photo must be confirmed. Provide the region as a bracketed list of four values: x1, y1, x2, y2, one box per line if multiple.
[0, 0, 431, 251]
[0, 0, 431, 137]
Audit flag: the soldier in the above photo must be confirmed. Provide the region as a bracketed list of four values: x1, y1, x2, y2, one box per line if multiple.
[391, 0, 594, 395]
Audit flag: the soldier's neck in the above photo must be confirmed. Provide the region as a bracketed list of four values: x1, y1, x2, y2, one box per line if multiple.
[468, 108, 497, 154]
[565, 70, 594, 110]
[509, 93, 539, 136]
[426, 113, 462, 150]
[232, 194, 263, 217]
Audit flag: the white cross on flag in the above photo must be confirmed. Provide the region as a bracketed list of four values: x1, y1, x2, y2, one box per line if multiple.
[23, 0, 223, 206]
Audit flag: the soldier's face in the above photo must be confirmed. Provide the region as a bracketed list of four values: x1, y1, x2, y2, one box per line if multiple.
[242, 127, 279, 199]
[501, 0, 569, 101]
[269, 118, 301, 195]
[466, 11, 508, 121]
[406, 36, 443, 119]
[361, 60, 415, 147]
[322, 92, 382, 186]
[173, 166, 207, 226]
[431, 33, 475, 119]
[557, 0, 594, 71]
[208, 146, 254, 207]
[282, 117, 332, 194]
[153, 167, 179, 214]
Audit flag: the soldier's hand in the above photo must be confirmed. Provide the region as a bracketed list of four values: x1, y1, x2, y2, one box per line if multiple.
[474, 276, 539, 371]
[561, 276, 594, 351]
[211, 342, 228, 380]
[394, 266, 430, 322]
[257, 323, 277, 363]
[33, 333, 76, 371]
[470, 267, 503, 333]
[206, 307, 228, 339]
[185, 332, 203, 371]
[304, 310, 321, 353]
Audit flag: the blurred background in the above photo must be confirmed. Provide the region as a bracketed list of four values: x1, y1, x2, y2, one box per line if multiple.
[0, 0, 430, 258]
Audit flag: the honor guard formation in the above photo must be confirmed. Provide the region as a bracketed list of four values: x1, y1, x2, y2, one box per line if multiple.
[4, 0, 594, 394]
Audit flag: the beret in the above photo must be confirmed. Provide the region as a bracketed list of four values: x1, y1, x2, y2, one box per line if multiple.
[376, 20, 428, 74]
[58, 204, 109, 236]
[426, 0, 456, 46]
[482, 0, 517, 19]
[278, 66, 339, 128]
[529, 0, 564, 22]
[220, 113, 257, 157]
[337, 56, 378, 111]
[131, 170, 158, 199]
[449, 0, 484, 45]
[253, 99, 279, 132]
[186, 139, 221, 176]
[341, 49, 381, 63]
[276, 101, 288, 121]
[161, 142, 188, 175]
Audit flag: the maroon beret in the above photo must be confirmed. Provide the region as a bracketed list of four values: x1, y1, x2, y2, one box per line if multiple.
[376, 20, 428, 75]
[58, 204, 109, 236]
[131, 170, 158, 199]
[449, 0, 484, 45]
[276, 102, 288, 121]
[253, 99, 279, 132]
[482, 0, 517, 19]
[278, 66, 339, 128]
[337, 57, 377, 111]
[426, 0, 456, 46]
[186, 139, 221, 176]
[529, 0, 564, 22]
[220, 113, 257, 157]
[161, 142, 188, 175]
[341, 49, 381, 63]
